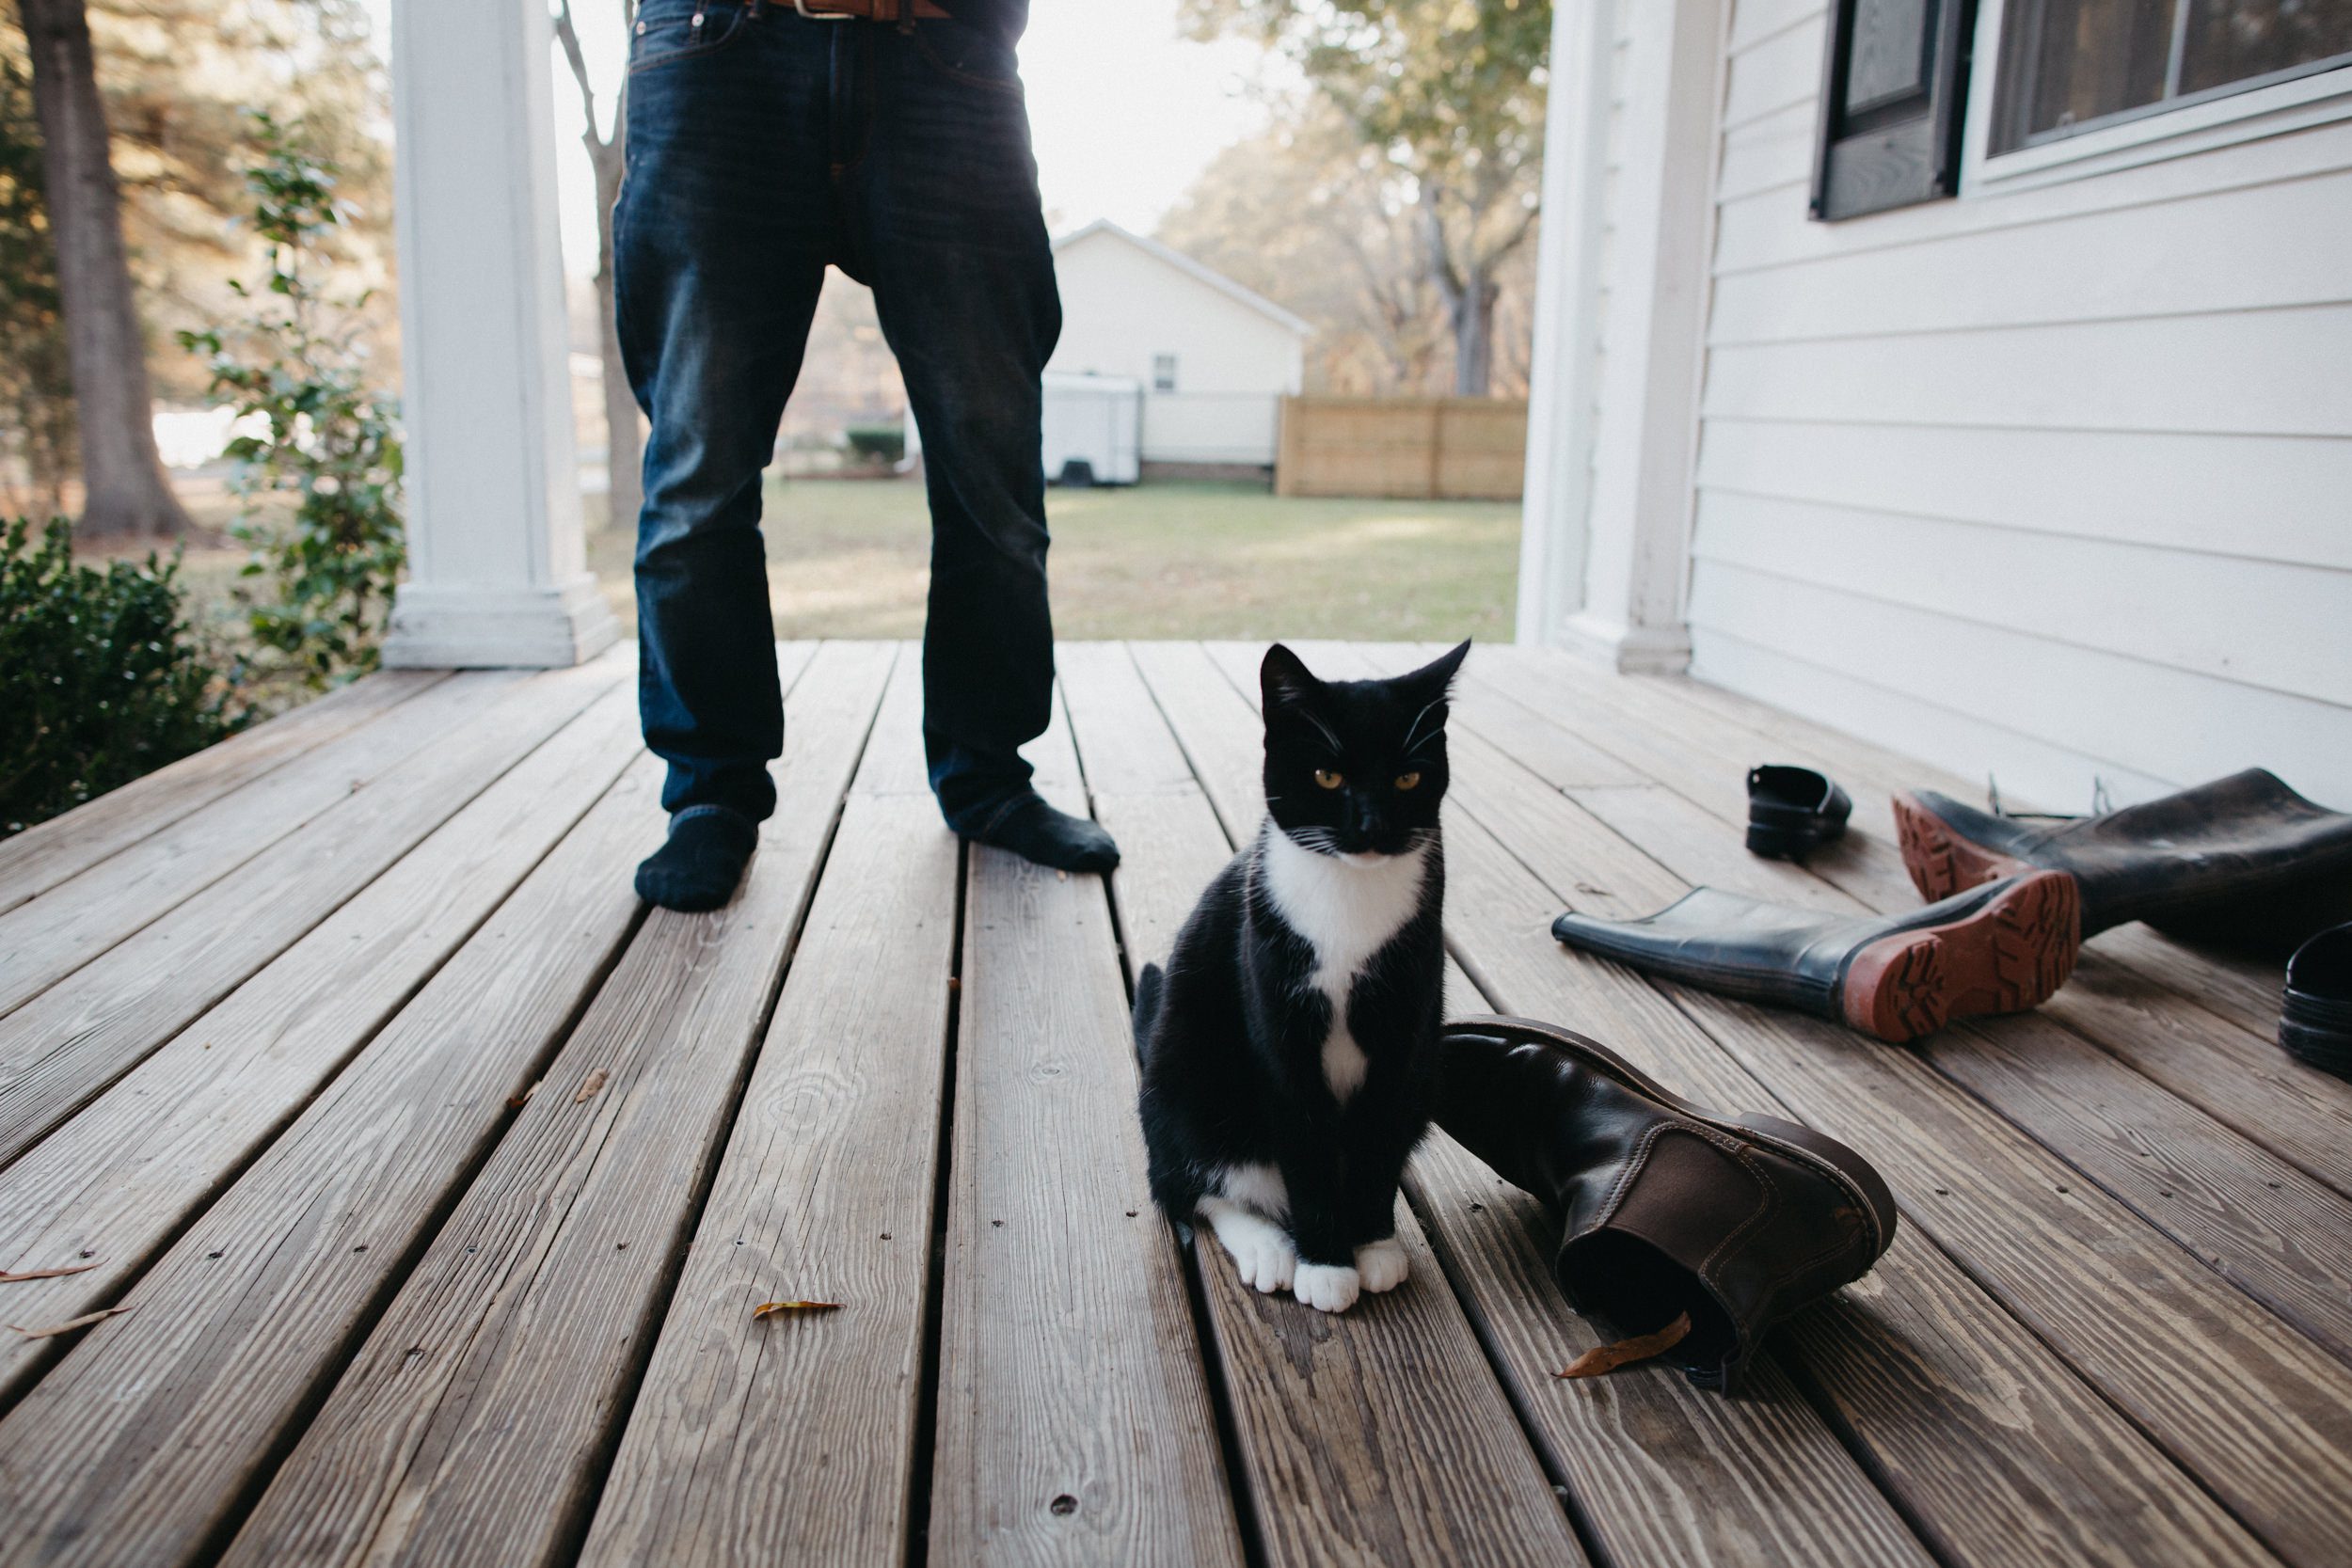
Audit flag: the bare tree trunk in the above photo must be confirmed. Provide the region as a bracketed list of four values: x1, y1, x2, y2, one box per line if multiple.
[19, 0, 188, 538]
[557, 0, 642, 536]
[1447, 269, 1499, 398]
[591, 136, 641, 534]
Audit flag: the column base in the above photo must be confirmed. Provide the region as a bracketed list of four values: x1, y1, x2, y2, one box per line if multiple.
[1555, 610, 1692, 675]
[381, 573, 621, 669]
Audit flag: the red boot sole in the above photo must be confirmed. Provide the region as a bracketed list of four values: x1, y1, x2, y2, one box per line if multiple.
[1840, 870, 2081, 1043]
[1893, 791, 2036, 902]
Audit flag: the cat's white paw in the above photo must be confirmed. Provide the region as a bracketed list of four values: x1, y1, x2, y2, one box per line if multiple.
[1355, 1237, 1409, 1293]
[1203, 1201, 1296, 1293]
[1293, 1260, 1361, 1313]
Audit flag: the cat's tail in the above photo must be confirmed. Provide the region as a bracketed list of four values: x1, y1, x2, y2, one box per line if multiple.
[1132, 962, 1166, 1061]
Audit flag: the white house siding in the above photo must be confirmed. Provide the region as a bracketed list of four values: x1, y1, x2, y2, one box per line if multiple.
[1685, 1, 2352, 811]
[1047, 228, 1307, 467]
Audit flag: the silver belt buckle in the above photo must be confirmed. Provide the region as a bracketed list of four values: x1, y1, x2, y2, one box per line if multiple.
[793, 0, 853, 17]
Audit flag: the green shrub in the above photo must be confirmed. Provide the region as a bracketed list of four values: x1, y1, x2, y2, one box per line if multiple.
[182, 111, 405, 689]
[0, 517, 249, 838]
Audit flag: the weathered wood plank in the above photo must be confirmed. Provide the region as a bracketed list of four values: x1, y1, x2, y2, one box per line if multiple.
[578, 652, 962, 1568]
[0, 668, 449, 917]
[0, 681, 647, 1411]
[1407, 655, 2352, 1565]
[1146, 642, 1950, 1568]
[928, 685, 1242, 1568]
[217, 641, 894, 1568]
[0, 649, 639, 1170]
[0, 747, 664, 1566]
[0, 666, 528, 1019]
[1061, 643, 1594, 1568]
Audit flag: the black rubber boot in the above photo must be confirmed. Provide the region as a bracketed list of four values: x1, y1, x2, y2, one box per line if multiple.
[1551, 872, 2080, 1044]
[1895, 769, 2352, 954]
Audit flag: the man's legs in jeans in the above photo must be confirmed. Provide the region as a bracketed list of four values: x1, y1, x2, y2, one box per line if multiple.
[615, 8, 830, 909]
[850, 20, 1117, 872]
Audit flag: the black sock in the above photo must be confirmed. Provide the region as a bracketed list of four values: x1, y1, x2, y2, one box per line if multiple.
[967, 791, 1120, 874]
[635, 805, 758, 911]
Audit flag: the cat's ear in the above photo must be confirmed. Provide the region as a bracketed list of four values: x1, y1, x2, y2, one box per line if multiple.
[1398, 640, 1470, 703]
[1261, 642, 1323, 713]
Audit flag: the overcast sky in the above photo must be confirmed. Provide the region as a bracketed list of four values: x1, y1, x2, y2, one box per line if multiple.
[365, 1, 1272, 277]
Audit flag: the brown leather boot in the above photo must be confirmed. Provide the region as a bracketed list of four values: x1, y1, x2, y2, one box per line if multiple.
[1435, 1016, 1898, 1390]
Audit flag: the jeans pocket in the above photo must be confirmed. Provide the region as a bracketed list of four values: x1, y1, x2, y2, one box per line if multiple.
[628, 1, 754, 75]
[912, 18, 1024, 95]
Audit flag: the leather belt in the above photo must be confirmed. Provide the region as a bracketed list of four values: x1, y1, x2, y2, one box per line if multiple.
[789, 0, 954, 19]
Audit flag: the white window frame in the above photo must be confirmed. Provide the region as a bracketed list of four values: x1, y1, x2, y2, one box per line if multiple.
[1961, 0, 2352, 198]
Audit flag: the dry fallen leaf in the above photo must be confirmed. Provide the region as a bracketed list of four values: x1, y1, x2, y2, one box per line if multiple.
[573, 1069, 609, 1104]
[1554, 1312, 1692, 1379]
[10, 1306, 133, 1339]
[753, 1299, 843, 1320]
[1, 1261, 100, 1283]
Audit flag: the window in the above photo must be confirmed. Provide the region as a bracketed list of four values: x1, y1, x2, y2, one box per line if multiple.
[1992, 0, 2352, 152]
[1152, 354, 1178, 393]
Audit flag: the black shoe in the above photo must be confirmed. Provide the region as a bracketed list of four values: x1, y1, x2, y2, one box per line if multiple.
[2282, 923, 2352, 1080]
[1434, 1016, 1897, 1391]
[1895, 769, 2352, 954]
[1745, 766, 1851, 861]
[1550, 871, 2080, 1044]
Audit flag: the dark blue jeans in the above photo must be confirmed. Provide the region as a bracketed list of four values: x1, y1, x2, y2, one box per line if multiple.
[615, 0, 1057, 832]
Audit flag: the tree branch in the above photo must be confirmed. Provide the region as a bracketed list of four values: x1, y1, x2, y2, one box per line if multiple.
[552, 0, 606, 155]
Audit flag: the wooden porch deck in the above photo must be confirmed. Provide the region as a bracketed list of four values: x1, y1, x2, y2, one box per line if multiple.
[1, 641, 2347, 1567]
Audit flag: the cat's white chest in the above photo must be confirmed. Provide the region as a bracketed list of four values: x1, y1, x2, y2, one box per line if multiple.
[1259, 827, 1429, 1102]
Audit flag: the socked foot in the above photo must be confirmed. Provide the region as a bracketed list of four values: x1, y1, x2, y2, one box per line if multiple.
[967, 791, 1120, 874]
[634, 805, 757, 911]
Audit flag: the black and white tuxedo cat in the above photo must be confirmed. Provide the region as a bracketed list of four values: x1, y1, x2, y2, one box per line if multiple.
[1135, 641, 1470, 1313]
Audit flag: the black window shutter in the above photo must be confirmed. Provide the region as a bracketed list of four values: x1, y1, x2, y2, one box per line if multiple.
[1809, 0, 1978, 221]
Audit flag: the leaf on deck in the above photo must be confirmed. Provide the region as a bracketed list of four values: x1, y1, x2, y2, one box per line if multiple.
[1553, 1312, 1691, 1379]
[753, 1300, 843, 1320]
[573, 1069, 610, 1104]
[1, 1262, 100, 1283]
[9, 1306, 134, 1339]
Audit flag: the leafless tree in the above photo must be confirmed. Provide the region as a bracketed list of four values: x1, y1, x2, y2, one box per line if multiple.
[553, 0, 641, 535]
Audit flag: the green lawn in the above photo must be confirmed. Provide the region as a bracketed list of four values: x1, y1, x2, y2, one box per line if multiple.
[585, 477, 1520, 642]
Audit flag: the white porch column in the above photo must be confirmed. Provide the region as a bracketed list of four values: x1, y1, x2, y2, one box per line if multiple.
[380, 0, 619, 669]
[1514, 0, 1615, 648]
[1517, 0, 1723, 674]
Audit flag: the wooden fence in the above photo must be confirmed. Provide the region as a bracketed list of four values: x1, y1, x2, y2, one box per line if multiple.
[1274, 395, 1528, 500]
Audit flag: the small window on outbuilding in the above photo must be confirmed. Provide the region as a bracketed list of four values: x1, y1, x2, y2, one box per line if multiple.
[1152, 354, 1178, 393]
[1809, 0, 1979, 221]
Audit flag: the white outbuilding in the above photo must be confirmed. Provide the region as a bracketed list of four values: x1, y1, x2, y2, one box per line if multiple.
[1045, 220, 1311, 476]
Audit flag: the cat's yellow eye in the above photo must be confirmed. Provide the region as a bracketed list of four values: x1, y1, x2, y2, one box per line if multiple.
[1313, 768, 1344, 790]
[1394, 771, 1423, 791]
